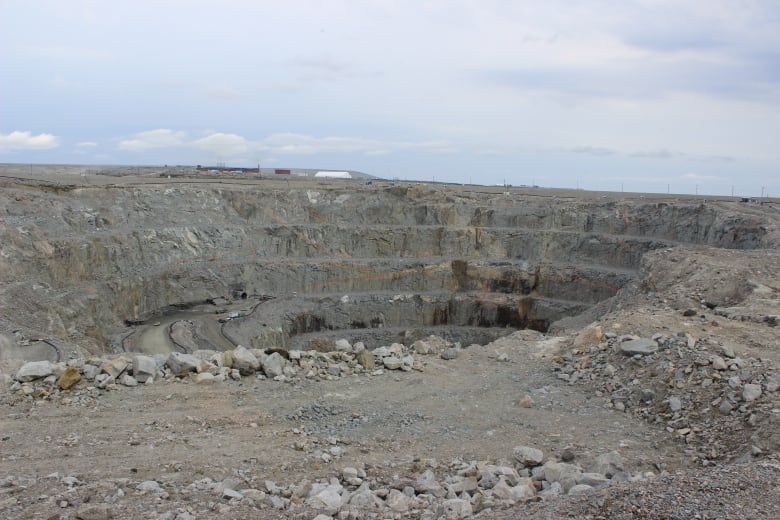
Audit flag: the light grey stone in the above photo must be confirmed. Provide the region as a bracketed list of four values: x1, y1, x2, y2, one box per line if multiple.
[743, 383, 762, 402]
[543, 461, 583, 489]
[83, 364, 100, 381]
[513, 446, 544, 467]
[441, 498, 473, 518]
[262, 352, 286, 378]
[221, 488, 243, 500]
[386, 488, 411, 512]
[136, 480, 161, 492]
[267, 495, 288, 509]
[766, 374, 780, 393]
[619, 338, 657, 356]
[711, 356, 728, 371]
[440, 347, 458, 360]
[540, 481, 563, 496]
[193, 372, 216, 384]
[568, 484, 595, 495]
[307, 483, 344, 514]
[349, 483, 383, 508]
[166, 352, 200, 374]
[489, 478, 534, 500]
[15, 360, 54, 382]
[415, 469, 442, 495]
[232, 345, 259, 375]
[334, 339, 352, 352]
[382, 356, 403, 370]
[668, 396, 682, 412]
[478, 469, 499, 489]
[591, 451, 625, 477]
[119, 374, 138, 387]
[579, 473, 610, 488]
[132, 355, 157, 383]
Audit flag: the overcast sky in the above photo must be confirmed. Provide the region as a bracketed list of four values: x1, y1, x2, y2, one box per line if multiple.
[1, 1, 778, 195]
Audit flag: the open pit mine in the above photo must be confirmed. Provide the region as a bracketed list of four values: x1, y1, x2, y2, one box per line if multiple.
[1, 168, 779, 519]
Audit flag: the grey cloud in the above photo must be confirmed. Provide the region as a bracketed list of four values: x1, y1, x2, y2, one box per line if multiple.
[571, 146, 617, 157]
[629, 149, 682, 160]
[570, 146, 736, 163]
[483, 53, 780, 100]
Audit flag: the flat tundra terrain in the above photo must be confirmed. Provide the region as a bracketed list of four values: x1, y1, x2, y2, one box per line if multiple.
[1, 166, 779, 519]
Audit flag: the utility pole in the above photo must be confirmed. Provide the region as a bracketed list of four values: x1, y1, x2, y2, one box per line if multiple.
[731, 185, 734, 197]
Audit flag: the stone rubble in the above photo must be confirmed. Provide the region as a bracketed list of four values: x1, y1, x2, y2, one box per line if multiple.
[0, 443, 658, 519]
[552, 328, 778, 463]
[4, 329, 778, 518]
[8, 335, 452, 393]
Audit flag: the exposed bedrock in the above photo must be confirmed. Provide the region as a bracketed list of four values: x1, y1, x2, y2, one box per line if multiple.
[1, 180, 777, 357]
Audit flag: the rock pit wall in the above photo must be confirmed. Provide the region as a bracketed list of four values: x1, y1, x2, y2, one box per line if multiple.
[0, 177, 777, 357]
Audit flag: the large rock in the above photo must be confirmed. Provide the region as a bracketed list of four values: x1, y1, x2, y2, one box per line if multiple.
[382, 356, 403, 370]
[440, 347, 458, 360]
[193, 372, 217, 384]
[513, 446, 544, 467]
[415, 469, 443, 495]
[385, 489, 410, 512]
[15, 360, 54, 382]
[306, 482, 343, 514]
[591, 451, 625, 477]
[232, 346, 259, 375]
[334, 339, 352, 352]
[568, 484, 595, 495]
[119, 374, 138, 386]
[58, 366, 82, 390]
[132, 355, 157, 382]
[490, 478, 535, 500]
[349, 482, 383, 508]
[441, 498, 473, 518]
[743, 383, 762, 402]
[411, 335, 450, 355]
[166, 352, 201, 374]
[101, 357, 128, 378]
[262, 352, 286, 378]
[619, 338, 658, 356]
[542, 461, 582, 492]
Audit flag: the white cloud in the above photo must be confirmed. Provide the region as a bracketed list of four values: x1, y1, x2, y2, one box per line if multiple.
[683, 172, 720, 182]
[114, 128, 458, 160]
[119, 129, 186, 151]
[262, 132, 456, 155]
[0, 131, 59, 151]
[191, 132, 255, 157]
[77, 141, 98, 147]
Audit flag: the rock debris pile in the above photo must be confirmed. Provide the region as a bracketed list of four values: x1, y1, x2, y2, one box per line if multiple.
[4, 334, 661, 518]
[8, 335, 465, 395]
[556, 324, 779, 463]
[0, 445, 654, 519]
